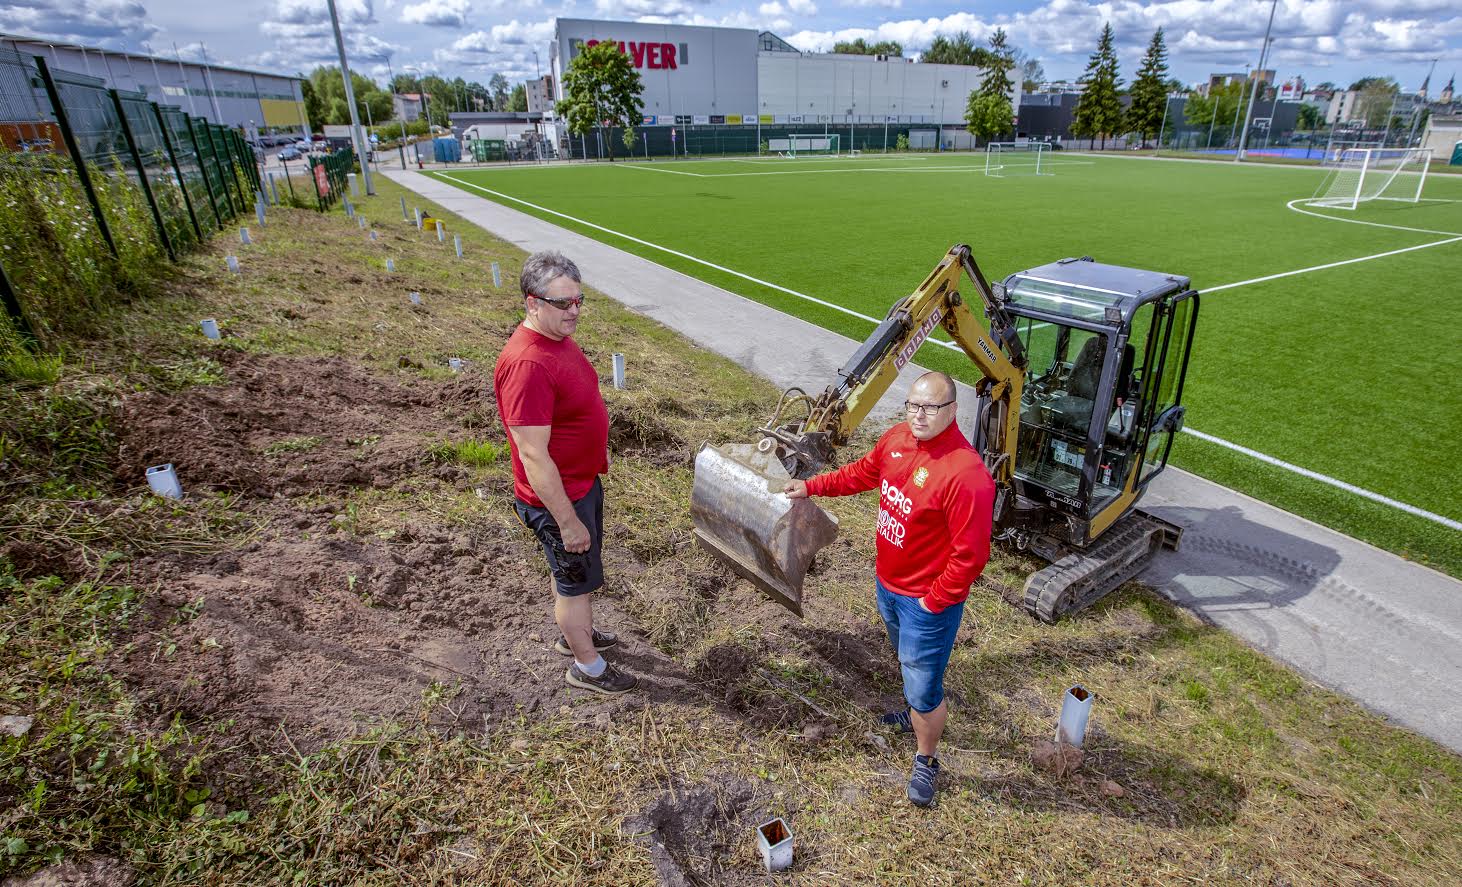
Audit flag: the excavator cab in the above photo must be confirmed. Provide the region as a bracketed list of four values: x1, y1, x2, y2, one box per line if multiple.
[995, 257, 1198, 567]
[691, 247, 1200, 622]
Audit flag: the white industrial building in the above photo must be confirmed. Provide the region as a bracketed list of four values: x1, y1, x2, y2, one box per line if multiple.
[547, 18, 1000, 151]
[0, 33, 308, 137]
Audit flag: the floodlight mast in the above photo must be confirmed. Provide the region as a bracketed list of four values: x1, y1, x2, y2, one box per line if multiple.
[326, 0, 375, 195]
[1236, 0, 1278, 162]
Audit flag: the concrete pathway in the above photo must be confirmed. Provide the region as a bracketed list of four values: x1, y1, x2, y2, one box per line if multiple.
[382, 168, 1462, 754]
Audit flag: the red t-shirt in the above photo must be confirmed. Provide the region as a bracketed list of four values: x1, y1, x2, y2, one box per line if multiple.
[493, 324, 609, 507]
[806, 421, 994, 612]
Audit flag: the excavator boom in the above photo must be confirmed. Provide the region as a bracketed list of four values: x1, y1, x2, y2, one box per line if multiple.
[691, 245, 1026, 613]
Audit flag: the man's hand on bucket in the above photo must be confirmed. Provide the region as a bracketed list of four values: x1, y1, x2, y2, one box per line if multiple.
[783, 480, 809, 499]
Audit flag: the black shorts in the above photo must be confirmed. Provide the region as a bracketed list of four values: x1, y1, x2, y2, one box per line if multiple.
[513, 478, 604, 597]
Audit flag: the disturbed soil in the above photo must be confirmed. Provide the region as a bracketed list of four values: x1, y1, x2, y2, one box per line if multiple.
[109, 352, 706, 748]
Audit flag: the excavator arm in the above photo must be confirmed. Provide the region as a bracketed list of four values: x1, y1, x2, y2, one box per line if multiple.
[691, 245, 1028, 614]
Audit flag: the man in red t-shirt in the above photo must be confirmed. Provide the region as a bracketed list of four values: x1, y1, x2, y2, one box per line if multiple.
[786, 372, 993, 806]
[495, 251, 636, 695]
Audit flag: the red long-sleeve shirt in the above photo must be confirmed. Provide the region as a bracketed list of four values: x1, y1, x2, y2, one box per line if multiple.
[806, 421, 994, 613]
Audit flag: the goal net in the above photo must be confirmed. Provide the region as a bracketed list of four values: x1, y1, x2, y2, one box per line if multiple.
[984, 142, 1053, 177]
[768, 134, 841, 157]
[1309, 147, 1432, 210]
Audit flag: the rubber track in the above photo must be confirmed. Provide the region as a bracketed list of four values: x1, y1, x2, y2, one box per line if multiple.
[1022, 513, 1167, 622]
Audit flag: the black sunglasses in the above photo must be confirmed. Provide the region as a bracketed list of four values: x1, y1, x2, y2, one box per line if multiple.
[533, 293, 585, 311]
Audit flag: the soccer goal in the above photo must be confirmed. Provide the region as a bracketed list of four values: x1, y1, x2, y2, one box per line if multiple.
[1309, 147, 1432, 210]
[984, 142, 1054, 177]
[768, 134, 841, 157]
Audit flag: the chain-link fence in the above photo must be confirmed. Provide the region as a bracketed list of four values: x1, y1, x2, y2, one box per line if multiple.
[0, 47, 273, 348]
[556, 123, 932, 160]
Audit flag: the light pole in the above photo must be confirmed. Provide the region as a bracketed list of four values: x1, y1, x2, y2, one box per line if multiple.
[1236, 0, 1278, 161]
[1230, 66, 1249, 149]
[325, 0, 374, 194]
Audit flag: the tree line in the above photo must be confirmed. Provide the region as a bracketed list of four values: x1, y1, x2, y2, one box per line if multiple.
[298, 68, 528, 134]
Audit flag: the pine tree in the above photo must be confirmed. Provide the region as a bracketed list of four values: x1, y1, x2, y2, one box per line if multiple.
[980, 28, 1016, 97]
[1071, 23, 1125, 149]
[1128, 28, 1170, 145]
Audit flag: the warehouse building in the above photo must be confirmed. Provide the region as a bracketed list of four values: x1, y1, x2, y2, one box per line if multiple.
[1, 34, 308, 139]
[547, 18, 1001, 156]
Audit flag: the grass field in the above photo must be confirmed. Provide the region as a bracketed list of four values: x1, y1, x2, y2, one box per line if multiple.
[425, 153, 1462, 575]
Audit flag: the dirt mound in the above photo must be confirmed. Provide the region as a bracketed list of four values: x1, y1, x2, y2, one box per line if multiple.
[692, 642, 804, 728]
[0, 539, 81, 581]
[115, 351, 484, 497]
[627, 776, 764, 886]
[115, 520, 688, 745]
[0, 855, 133, 886]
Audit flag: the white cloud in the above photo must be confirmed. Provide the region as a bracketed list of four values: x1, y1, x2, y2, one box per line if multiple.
[758, 2, 783, 15]
[594, 0, 700, 18]
[840, 0, 901, 7]
[0, 0, 159, 49]
[400, 0, 471, 28]
[786, 0, 817, 13]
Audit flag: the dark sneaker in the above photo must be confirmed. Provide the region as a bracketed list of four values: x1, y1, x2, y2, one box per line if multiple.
[908, 754, 940, 807]
[554, 628, 619, 656]
[880, 708, 914, 734]
[565, 661, 638, 695]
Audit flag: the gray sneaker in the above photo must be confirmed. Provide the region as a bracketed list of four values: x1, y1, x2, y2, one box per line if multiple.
[554, 628, 619, 656]
[565, 661, 638, 695]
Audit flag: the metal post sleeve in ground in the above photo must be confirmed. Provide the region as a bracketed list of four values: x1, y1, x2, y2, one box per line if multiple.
[183, 114, 224, 229]
[34, 56, 118, 258]
[153, 102, 203, 242]
[0, 258, 38, 348]
[110, 89, 176, 262]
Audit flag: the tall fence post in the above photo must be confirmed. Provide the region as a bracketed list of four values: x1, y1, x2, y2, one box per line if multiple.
[0, 259, 38, 349]
[34, 56, 118, 258]
[109, 89, 176, 262]
[184, 114, 225, 229]
[152, 103, 204, 242]
[205, 124, 238, 217]
[214, 126, 247, 213]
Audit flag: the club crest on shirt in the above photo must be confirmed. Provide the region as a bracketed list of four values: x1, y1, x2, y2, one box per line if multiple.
[913, 467, 929, 488]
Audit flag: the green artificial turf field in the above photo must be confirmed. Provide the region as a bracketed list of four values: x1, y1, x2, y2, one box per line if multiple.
[426, 153, 1462, 574]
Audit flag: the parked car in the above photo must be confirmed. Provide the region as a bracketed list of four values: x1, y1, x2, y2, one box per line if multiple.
[278, 146, 301, 161]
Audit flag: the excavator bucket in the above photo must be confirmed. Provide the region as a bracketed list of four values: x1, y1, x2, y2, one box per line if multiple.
[691, 443, 839, 616]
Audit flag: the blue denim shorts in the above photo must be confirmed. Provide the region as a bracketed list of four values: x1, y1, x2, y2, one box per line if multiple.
[875, 578, 964, 713]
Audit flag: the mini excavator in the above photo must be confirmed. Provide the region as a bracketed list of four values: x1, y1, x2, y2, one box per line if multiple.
[691, 245, 1199, 622]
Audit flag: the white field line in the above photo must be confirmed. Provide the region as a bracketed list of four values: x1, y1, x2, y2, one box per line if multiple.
[428, 170, 1459, 530]
[1206, 235, 1462, 292]
[1285, 198, 1462, 238]
[1182, 429, 1462, 531]
[620, 164, 705, 177]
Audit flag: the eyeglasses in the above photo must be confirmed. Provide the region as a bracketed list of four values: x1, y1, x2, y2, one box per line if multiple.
[904, 400, 954, 417]
[533, 293, 584, 311]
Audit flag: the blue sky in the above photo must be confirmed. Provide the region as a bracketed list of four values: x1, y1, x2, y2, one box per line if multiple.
[2, 0, 1458, 92]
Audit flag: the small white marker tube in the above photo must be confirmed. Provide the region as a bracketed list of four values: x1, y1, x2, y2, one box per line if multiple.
[226, 255, 240, 273]
[240, 227, 251, 244]
[199, 318, 220, 339]
[448, 357, 463, 372]
[145, 463, 183, 499]
[454, 234, 462, 258]
[386, 258, 395, 272]
[491, 261, 501, 288]
[400, 196, 408, 220]
[409, 291, 422, 305]
[436, 220, 444, 242]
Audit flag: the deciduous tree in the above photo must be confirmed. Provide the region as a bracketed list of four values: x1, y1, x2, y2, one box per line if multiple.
[556, 40, 645, 159]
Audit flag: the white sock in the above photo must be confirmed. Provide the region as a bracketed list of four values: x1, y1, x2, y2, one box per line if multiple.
[577, 655, 606, 677]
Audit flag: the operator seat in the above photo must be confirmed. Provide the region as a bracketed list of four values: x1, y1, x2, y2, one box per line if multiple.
[1050, 336, 1104, 433]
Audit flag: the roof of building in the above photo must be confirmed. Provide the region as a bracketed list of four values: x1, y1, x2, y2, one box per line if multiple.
[0, 32, 303, 82]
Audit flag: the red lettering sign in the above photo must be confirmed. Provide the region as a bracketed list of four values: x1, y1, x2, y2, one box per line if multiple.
[578, 39, 679, 69]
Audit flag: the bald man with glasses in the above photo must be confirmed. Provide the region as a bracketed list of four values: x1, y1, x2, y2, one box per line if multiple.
[785, 372, 995, 806]
[495, 251, 637, 696]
